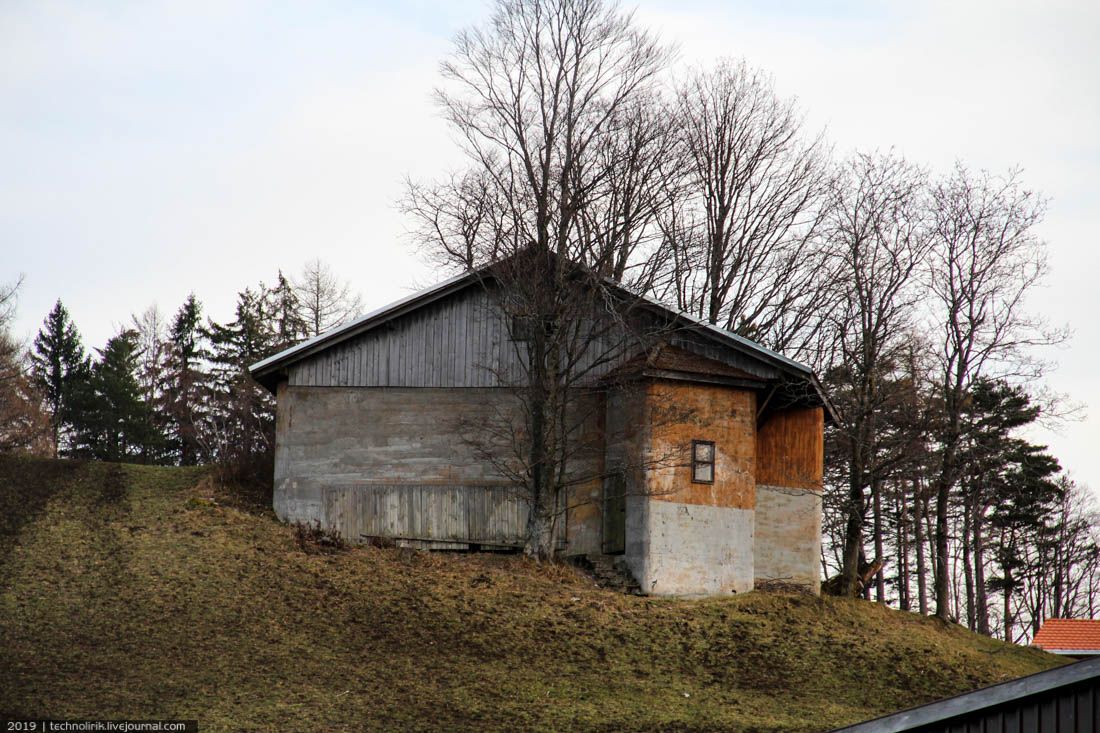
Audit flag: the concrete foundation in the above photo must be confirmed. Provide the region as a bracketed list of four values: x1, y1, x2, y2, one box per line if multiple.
[626, 498, 754, 596]
[274, 386, 519, 525]
[754, 484, 822, 591]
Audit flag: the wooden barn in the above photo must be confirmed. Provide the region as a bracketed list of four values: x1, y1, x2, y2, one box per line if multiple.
[250, 267, 831, 596]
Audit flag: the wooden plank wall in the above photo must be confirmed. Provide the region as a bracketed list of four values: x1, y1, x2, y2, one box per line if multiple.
[288, 285, 782, 389]
[755, 407, 824, 490]
[323, 484, 529, 546]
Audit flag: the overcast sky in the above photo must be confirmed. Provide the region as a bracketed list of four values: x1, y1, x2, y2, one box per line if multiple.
[3, 0, 1098, 487]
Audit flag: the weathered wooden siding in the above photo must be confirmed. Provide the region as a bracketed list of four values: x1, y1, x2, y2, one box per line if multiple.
[287, 283, 782, 388]
[323, 484, 528, 546]
[666, 331, 781, 381]
[645, 381, 757, 510]
[755, 407, 825, 490]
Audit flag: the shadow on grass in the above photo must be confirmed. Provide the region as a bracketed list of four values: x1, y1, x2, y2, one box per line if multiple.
[0, 455, 84, 563]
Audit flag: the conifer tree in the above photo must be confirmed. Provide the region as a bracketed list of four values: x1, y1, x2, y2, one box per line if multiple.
[70, 330, 156, 461]
[30, 300, 89, 456]
[205, 286, 277, 482]
[267, 271, 309, 351]
[165, 294, 209, 465]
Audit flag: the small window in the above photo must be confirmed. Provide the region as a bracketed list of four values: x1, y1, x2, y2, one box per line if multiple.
[510, 314, 555, 342]
[692, 440, 715, 484]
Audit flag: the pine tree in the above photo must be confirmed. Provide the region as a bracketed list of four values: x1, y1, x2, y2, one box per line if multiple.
[30, 300, 89, 456]
[970, 381, 1063, 642]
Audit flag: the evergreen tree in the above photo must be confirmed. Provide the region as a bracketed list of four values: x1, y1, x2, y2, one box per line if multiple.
[204, 286, 277, 482]
[967, 381, 1064, 642]
[30, 300, 89, 456]
[70, 330, 156, 461]
[267, 271, 309, 351]
[164, 294, 209, 465]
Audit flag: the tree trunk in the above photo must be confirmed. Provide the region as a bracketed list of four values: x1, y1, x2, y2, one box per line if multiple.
[935, 475, 951, 620]
[935, 409, 960, 621]
[963, 497, 975, 631]
[524, 330, 554, 561]
[974, 507, 990, 636]
[914, 479, 929, 615]
[897, 486, 910, 611]
[873, 478, 886, 603]
[840, 448, 866, 597]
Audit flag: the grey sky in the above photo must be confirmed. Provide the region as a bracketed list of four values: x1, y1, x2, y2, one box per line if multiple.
[3, 1, 1098, 487]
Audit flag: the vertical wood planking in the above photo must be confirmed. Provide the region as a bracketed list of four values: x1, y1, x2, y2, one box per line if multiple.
[283, 284, 807, 388]
[324, 484, 527, 546]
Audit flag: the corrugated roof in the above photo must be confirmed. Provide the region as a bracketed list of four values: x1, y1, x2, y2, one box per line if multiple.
[1033, 618, 1100, 652]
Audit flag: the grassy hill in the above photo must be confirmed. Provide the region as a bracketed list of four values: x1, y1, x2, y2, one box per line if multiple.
[0, 456, 1061, 732]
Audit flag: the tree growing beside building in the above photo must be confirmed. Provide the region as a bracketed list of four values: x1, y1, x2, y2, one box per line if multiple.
[410, 0, 680, 558]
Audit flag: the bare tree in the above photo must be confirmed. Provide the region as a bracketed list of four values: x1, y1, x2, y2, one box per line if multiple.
[414, 0, 676, 558]
[819, 152, 933, 596]
[293, 259, 365, 337]
[927, 164, 1067, 621]
[401, 169, 512, 272]
[658, 58, 831, 354]
[574, 91, 686, 285]
[0, 276, 50, 453]
[131, 304, 168, 408]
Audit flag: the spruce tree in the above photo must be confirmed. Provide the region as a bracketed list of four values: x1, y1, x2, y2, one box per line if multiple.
[30, 300, 89, 456]
[267, 271, 309, 352]
[205, 287, 277, 481]
[165, 294, 209, 465]
[71, 330, 154, 461]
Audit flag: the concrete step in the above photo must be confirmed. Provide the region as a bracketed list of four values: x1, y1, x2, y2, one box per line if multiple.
[574, 554, 643, 595]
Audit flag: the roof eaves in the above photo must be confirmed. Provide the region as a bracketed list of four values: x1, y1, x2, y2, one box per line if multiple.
[249, 268, 481, 377]
[625, 288, 813, 377]
[250, 262, 826, 402]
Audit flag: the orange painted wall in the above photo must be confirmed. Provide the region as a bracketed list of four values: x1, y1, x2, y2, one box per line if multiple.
[644, 381, 756, 510]
[755, 407, 824, 491]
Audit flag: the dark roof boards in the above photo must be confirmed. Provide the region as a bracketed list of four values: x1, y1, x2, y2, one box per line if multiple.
[832, 656, 1099, 733]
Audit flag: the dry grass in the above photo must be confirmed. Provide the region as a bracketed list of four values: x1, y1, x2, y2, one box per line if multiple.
[0, 456, 1062, 732]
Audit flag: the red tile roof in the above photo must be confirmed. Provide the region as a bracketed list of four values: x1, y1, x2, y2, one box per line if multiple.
[1032, 618, 1100, 651]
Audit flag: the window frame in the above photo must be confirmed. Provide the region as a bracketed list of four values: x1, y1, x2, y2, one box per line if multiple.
[691, 439, 716, 484]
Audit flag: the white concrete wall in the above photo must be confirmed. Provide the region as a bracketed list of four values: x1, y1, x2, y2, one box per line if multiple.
[754, 484, 821, 591]
[626, 499, 754, 596]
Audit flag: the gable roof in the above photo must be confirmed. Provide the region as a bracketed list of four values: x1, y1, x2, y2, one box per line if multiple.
[249, 265, 832, 417]
[832, 656, 1093, 732]
[1033, 619, 1100, 654]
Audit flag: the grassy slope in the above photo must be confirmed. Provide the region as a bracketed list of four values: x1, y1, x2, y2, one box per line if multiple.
[0, 457, 1061, 732]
